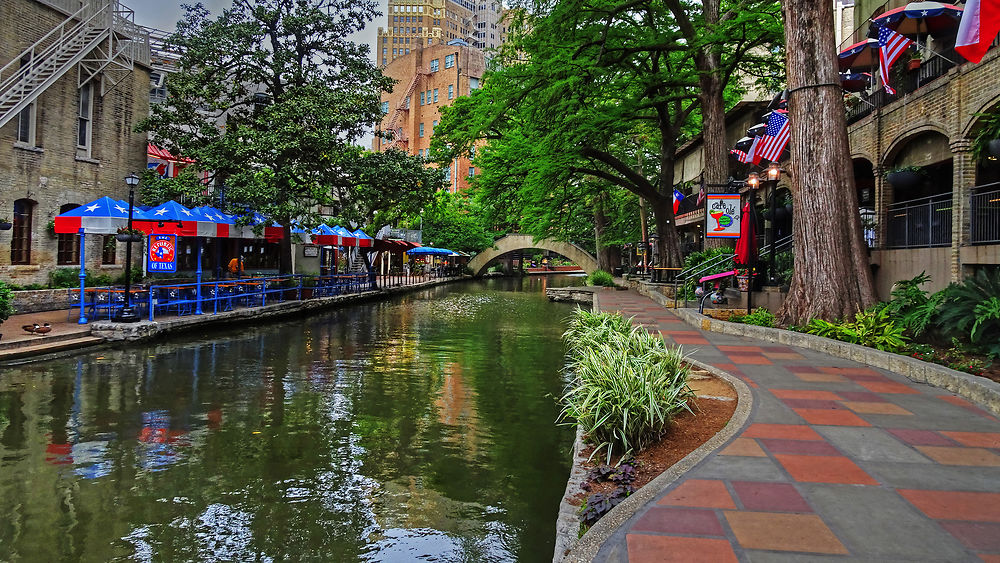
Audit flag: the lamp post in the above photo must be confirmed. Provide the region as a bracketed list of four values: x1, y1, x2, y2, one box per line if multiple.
[648, 231, 660, 281]
[114, 172, 141, 323]
[766, 163, 781, 285]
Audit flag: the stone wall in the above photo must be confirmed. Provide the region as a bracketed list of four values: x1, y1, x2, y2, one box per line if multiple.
[10, 288, 76, 314]
[0, 0, 151, 286]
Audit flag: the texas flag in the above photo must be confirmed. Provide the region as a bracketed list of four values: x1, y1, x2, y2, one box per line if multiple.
[956, 0, 1000, 64]
[673, 189, 685, 214]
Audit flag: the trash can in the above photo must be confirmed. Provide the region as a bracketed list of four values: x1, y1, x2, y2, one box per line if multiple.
[613, 267, 624, 277]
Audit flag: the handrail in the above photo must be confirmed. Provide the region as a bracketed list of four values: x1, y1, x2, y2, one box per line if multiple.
[672, 234, 794, 308]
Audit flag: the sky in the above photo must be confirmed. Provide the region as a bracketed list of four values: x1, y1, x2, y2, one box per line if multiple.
[128, 0, 389, 60]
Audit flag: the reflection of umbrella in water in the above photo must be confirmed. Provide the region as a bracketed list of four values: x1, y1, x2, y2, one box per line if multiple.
[734, 199, 758, 268]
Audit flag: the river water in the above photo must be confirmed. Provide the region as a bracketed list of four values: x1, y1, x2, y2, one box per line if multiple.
[0, 275, 583, 562]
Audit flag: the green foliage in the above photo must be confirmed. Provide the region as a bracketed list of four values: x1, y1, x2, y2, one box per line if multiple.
[805, 307, 909, 353]
[587, 270, 616, 287]
[971, 109, 1000, 162]
[907, 340, 992, 376]
[731, 308, 775, 328]
[420, 190, 497, 254]
[773, 250, 794, 286]
[48, 268, 81, 288]
[679, 247, 733, 298]
[881, 272, 944, 337]
[560, 309, 695, 464]
[0, 281, 14, 323]
[936, 269, 1000, 358]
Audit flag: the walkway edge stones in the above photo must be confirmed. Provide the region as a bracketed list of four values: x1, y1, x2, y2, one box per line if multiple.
[669, 307, 1000, 418]
[557, 293, 754, 563]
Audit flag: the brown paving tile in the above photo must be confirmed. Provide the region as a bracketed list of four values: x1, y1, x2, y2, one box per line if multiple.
[839, 391, 889, 403]
[718, 345, 764, 352]
[672, 335, 711, 345]
[770, 389, 842, 401]
[626, 534, 738, 563]
[631, 507, 725, 536]
[793, 408, 872, 426]
[657, 479, 737, 509]
[764, 352, 806, 360]
[780, 398, 845, 410]
[774, 454, 879, 485]
[915, 446, 1000, 466]
[719, 437, 767, 457]
[940, 431, 1000, 449]
[727, 353, 772, 365]
[742, 423, 824, 441]
[786, 365, 820, 373]
[759, 438, 841, 456]
[818, 366, 882, 376]
[842, 401, 914, 415]
[940, 521, 1000, 551]
[899, 490, 1000, 522]
[715, 362, 743, 374]
[979, 554, 1000, 563]
[857, 380, 921, 394]
[888, 428, 956, 446]
[793, 372, 847, 383]
[724, 511, 848, 554]
[940, 396, 999, 419]
[731, 481, 812, 512]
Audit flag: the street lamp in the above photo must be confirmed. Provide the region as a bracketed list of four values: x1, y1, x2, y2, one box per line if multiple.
[648, 231, 660, 281]
[766, 163, 782, 285]
[114, 172, 141, 323]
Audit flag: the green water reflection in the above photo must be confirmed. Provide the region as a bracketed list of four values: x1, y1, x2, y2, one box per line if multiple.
[0, 275, 583, 561]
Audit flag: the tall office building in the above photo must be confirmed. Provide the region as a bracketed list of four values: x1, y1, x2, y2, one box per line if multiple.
[376, 0, 505, 67]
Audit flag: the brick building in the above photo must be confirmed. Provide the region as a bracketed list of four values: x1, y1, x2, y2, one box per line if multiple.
[373, 42, 486, 193]
[376, 0, 505, 67]
[1, 0, 151, 285]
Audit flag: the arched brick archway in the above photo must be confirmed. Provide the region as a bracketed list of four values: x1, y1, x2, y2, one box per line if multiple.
[468, 234, 599, 276]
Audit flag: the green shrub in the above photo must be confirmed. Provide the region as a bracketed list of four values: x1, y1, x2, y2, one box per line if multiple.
[805, 307, 908, 352]
[560, 309, 695, 464]
[48, 267, 81, 288]
[0, 282, 14, 324]
[731, 308, 775, 327]
[936, 269, 1000, 358]
[586, 270, 615, 287]
[773, 251, 794, 286]
[882, 272, 944, 337]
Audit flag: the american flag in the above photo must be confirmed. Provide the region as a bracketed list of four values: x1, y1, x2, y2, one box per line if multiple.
[877, 25, 914, 95]
[730, 149, 753, 163]
[754, 112, 790, 163]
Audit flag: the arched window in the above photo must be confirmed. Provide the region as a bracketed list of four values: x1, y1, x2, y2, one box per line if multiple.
[11, 199, 34, 264]
[57, 203, 81, 265]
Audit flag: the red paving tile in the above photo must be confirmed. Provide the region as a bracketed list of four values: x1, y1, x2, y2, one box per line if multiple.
[759, 438, 841, 456]
[726, 353, 772, 365]
[657, 479, 736, 509]
[779, 398, 845, 410]
[671, 336, 711, 345]
[898, 490, 1000, 522]
[770, 389, 842, 401]
[793, 408, 872, 426]
[818, 366, 883, 376]
[626, 535, 738, 563]
[786, 365, 820, 373]
[718, 345, 764, 352]
[888, 428, 956, 446]
[939, 396, 997, 419]
[631, 507, 725, 536]
[774, 454, 879, 485]
[742, 423, 824, 441]
[838, 391, 890, 403]
[940, 431, 1000, 448]
[731, 481, 812, 512]
[939, 521, 1000, 551]
[857, 381, 921, 394]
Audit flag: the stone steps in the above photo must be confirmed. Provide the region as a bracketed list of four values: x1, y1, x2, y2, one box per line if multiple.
[0, 328, 93, 352]
[0, 336, 104, 363]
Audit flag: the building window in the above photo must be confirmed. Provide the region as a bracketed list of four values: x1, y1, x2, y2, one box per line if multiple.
[433, 88, 439, 102]
[381, 101, 389, 114]
[469, 167, 475, 177]
[57, 203, 81, 265]
[16, 54, 36, 145]
[430, 58, 439, 71]
[470, 145, 476, 158]
[428, 38, 432, 45]
[420, 91, 425, 105]
[445, 54, 455, 68]
[469, 77, 479, 90]
[77, 83, 92, 151]
[10, 199, 33, 265]
[444, 167, 451, 182]
[419, 123, 425, 137]
[102, 235, 117, 265]
[432, 120, 438, 131]
[448, 84, 454, 99]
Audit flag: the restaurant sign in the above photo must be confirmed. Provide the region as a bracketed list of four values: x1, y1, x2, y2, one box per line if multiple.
[148, 234, 177, 272]
[705, 194, 742, 239]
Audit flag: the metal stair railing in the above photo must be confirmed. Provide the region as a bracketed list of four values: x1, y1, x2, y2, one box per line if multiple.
[671, 235, 795, 308]
[0, 1, 113, 129]
[382, 68, 429, 151]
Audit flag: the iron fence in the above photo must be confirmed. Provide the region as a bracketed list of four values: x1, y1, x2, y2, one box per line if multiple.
[970, 183, 1000, 245]
[885, 193, 952, 249]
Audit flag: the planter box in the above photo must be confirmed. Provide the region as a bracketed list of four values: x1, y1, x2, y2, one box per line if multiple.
[116, 233, 143, 243]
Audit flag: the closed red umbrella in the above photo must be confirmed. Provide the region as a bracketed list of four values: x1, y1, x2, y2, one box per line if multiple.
[734, 199, 758, 268]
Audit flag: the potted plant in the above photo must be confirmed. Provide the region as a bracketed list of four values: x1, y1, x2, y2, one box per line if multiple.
[0, 282, 15, 340]
[885, 165, 925, 190]
[115, 226, 144, 243]
[46, 218, 57, 238]
[971, 110, 1000, 161]
[300, 276, 317, 299]
[908, 54, 921, 71]
[0, 217, 11, 231]
[735, 267, 753, 292]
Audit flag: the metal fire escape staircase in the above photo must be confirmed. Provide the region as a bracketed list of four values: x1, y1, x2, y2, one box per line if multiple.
[0, 0, 150, 130]
[382, 68, 430, 151]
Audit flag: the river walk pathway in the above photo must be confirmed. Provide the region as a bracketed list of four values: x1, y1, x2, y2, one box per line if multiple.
[585, 289, 1000, 562]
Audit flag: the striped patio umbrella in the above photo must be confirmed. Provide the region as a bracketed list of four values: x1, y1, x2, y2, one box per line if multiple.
[352, 229, 374, 248]
[53, 196, 151, 234]
[332, 225, 358, 247]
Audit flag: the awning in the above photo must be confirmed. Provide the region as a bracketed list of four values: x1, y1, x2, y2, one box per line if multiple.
[147, 143, 195, 163]
[407, 246, 454, 256]
[53, 196, 151, 234]
[374, 239, 421, 253]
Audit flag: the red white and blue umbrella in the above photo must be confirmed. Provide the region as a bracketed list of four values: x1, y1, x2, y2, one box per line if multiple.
[332, 225, 358, 247]
[352, 229, 374, 248]
[838, 38, 880, 70]
[53, 196, 150, 234]
[840, 72, 873, 92]
[871, 2, 964, 38]
[192, 206, 239, 238]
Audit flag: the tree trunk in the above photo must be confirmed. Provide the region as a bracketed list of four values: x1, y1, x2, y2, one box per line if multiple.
[697, 0, 731, 252]
[652, 199, 683, 268]
[593, 193, 614, 271]
[778, 1, 877, 325]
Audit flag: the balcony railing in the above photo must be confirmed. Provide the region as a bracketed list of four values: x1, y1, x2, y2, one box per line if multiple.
[971, 183, 1000, 245]
[886, 193, 952, 249]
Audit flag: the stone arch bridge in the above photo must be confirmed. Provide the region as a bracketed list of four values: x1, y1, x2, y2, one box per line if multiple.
[468, 234, 599, 276]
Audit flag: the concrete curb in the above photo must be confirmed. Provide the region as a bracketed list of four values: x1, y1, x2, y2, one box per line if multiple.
[671, 307, 1000, 418]
[554, 293, 755, 562]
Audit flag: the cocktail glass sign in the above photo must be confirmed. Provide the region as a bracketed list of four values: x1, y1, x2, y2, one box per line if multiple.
[705, 194, 741, 239]
[148, 234, 177, 273]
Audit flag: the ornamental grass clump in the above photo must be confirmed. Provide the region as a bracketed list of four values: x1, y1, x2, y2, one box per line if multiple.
[560, 309, 695, 464]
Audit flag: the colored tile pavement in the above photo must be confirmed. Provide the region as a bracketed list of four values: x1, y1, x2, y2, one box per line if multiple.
[590, 290, 1000, 563]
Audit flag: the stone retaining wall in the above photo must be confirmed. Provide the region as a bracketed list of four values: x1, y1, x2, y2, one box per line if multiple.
[11, 288, 75, 314]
